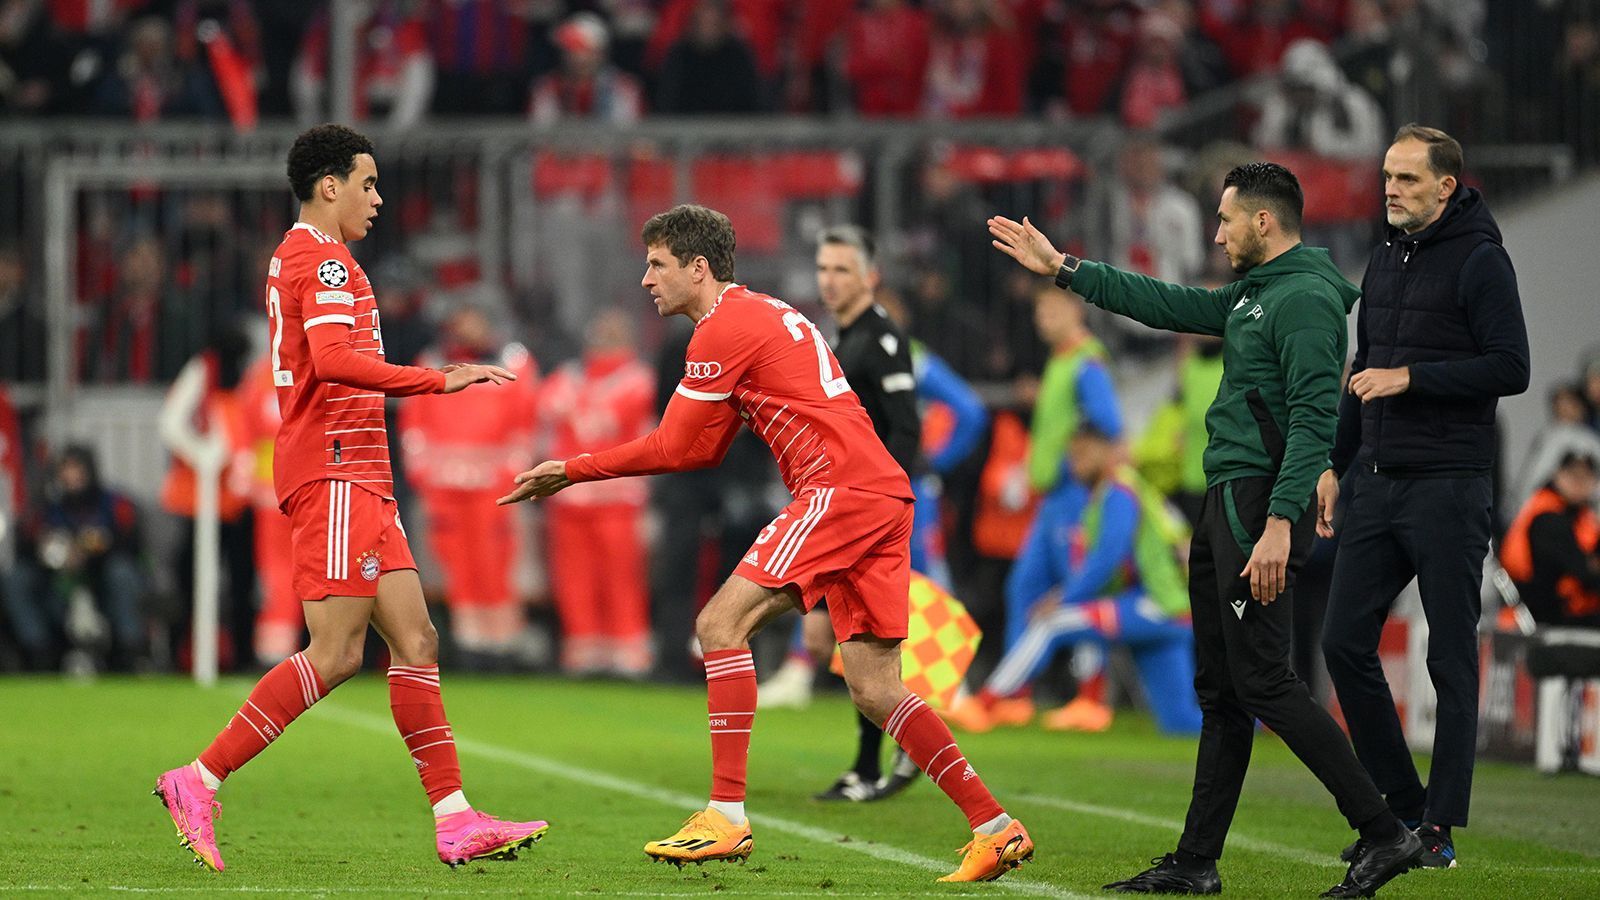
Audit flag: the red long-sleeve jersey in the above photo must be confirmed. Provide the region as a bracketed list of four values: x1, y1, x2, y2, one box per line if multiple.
[265, 222, 445, 507]
[566, 284, 911, 502]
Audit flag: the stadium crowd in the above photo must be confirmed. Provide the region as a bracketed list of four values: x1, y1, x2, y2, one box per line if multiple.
[0, 2, 1597, 723]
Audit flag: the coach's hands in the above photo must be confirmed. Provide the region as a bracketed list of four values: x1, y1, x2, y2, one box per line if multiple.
[1241, 517, 1291, 603]
[497, 459, 569, 505]
[1349, 365, 1410, 401]
[442, 363, 517, 394]
[1316, 469, 1339, 539]
[987, 215, 1067, 277]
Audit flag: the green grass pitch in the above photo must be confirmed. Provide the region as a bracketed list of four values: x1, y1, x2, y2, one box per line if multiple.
[2, 675, 1597, 898]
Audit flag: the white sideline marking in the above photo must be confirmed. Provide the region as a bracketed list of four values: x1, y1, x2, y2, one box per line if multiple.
[316, 705, 1092, 899]
[1015, 792, 1600, 875]
[42, 888, 1009, 897]
[1015, 792, 1338, 868]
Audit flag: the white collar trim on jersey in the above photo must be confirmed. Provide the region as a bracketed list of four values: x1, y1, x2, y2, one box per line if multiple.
[699, 283, 742, 325]
[291, 222, 337, 243]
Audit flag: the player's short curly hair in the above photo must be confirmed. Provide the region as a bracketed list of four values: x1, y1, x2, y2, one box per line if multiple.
[1222, 162, 1303, 235]
[287, 124, 375, 203]
[641, 204, 736, 282]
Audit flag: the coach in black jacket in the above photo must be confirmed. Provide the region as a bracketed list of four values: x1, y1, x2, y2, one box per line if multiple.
[1321, 125, 1529, 869]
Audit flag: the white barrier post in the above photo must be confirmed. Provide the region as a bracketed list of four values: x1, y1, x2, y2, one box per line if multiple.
[192, 447, 222, 687]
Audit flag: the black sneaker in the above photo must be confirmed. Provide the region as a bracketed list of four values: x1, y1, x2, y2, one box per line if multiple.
[813, 771, 881, 802]
[1340, 819, 1418, 862]
[872, 748, 920, 801]
[1414, 823, 1457, 868]
[1103, 853, 1222, 894]
[1321, 828, 1423, 897]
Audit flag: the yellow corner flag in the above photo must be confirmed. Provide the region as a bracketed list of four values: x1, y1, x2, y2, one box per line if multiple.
[831, 572, 982, 712]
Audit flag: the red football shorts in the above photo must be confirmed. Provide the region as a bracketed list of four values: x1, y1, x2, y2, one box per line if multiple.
[734, 486, 913, 643]
[285, 479, 417, 600]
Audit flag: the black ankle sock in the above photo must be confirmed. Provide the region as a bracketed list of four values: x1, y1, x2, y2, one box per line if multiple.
[1358, 812, 1404, 843]
[1173, 848, 1214, 868]
[851, 712, 883, 781]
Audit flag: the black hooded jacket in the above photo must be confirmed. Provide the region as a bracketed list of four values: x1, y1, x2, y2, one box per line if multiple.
[1332, 186, 1530, 476]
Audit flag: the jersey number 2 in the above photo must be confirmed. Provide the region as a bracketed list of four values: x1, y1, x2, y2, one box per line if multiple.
[782, 311, 850, 398]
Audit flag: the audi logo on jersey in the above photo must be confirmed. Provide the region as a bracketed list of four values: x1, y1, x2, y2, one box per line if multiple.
[684, 360, 722, 381]
[317, 259, 350, 288]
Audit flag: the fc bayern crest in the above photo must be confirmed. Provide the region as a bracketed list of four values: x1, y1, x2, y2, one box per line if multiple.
[358, 550, 381, 581]
[317, 258, 350, 288]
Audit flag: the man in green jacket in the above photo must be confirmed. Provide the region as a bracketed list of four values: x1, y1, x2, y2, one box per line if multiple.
[990, 162, 1421, 898]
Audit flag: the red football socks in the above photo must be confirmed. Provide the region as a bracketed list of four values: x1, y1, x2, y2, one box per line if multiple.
[388, 664, 463, 805]
[704, 649, 757, 802]
[884, 692, 1005, 830]
[198, 652, 325, 780]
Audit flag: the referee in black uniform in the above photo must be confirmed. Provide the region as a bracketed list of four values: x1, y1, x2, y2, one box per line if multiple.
[809, 224, 923, 801]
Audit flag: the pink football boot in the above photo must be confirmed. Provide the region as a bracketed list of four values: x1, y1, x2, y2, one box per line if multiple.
[153, 765, 224, 871]
[435, 809, 549, 867]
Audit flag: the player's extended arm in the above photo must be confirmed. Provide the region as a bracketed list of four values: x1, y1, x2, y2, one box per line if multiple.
[306, 323, 444, 395]
[568, 389, 741, 480]
[497, 390, 742, 505]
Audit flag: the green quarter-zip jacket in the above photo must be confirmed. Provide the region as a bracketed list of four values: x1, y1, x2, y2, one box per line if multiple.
[1070, 244, 1359, 521]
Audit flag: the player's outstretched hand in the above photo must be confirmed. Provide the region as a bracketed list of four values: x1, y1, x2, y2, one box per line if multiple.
[987, 215, 1065, 277]
[442, 363, 517, 394]
[497, 459, 570, 505]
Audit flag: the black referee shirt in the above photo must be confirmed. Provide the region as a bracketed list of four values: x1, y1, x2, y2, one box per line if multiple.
[832, 304, 921, 477]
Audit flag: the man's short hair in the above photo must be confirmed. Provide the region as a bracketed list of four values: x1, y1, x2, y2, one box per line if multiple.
[287, 124, 375, 203]
[1392, 123, 1463, 180]
[1558, 450, 1599, 475]
[641, 204, 737, 282]
[817, 224, 876, 271]
[1222, 162, 1304, 235]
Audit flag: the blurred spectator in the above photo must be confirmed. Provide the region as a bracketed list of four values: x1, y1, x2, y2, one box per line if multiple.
[1114, 11, 1188, 129]
[654, 0, 765, 114]
[399, 306, 540, 669]
[540, 308, 656, 677]
[425, 0, 536, 116]
[1131, 335, 1223, 524]
[1516, 382, 1600, 507]
[530, 12, 643, 124]
[1153, 0, 1228, 97]
[86, 235, 188, 384]
[909, 270, 993, 380]
[293, 0, 433, 128]
[1024, 284, 1120, 496]
[91, 14, 224, 120]
[232, 352, 299, 665]
[0, 0, 92, 115]
[842, 0, 930, 117]
[646, 0, 784, 82]
[0, 243, 45, 381]
[1557, 9, 1600, 163]
[788, 0, 854, 112]
[173, 0, 263, 129]
[1051, 0, 1137, 119]
[1501, 451, 1600, 628]
[2, 445, 146, 673]
[1338, 0, 1397, 112]
[923, 0, 1024, 118]
[1255, 39, 1385, 160]
[1202, 0, 1322, 79]
[1103, 134, 1205, 286]
[158, 320, 257, 673]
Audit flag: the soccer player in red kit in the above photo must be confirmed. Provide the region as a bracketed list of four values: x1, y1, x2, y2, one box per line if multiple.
[154, 124, 547, 872]
[498, 205, 1034, 882]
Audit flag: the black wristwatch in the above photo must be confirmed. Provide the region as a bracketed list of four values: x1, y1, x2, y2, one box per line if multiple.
[1053, 253, 1082, 290]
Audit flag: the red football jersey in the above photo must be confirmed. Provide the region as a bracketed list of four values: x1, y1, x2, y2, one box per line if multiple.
[676, 285, 912, 500]
[265, 222, 443, 506]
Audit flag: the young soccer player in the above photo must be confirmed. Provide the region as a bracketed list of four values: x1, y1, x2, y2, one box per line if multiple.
[499, 204, 1034, 882]
[154, 124, 547, 872]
